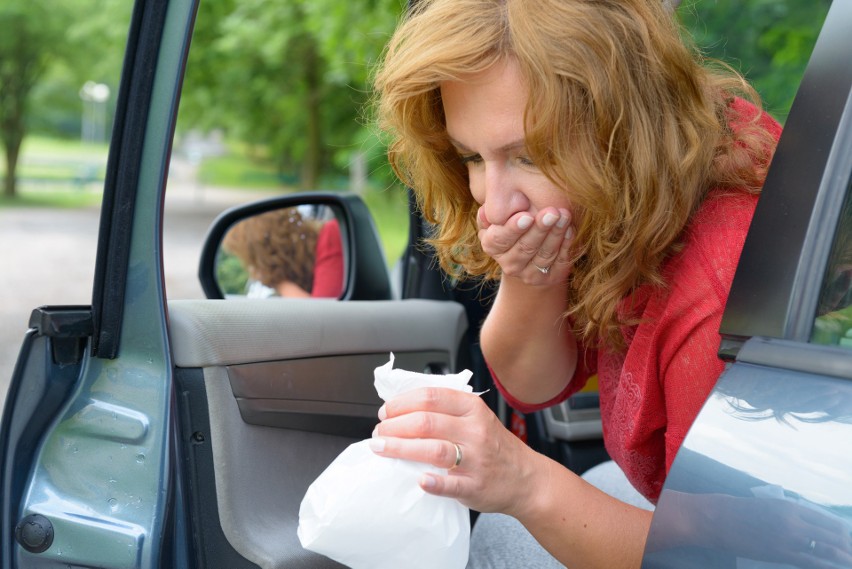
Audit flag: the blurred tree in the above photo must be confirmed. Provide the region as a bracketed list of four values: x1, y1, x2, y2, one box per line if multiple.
[0, 1, 69, 197]
[179, 0, 404, 189]
[29, 1, 132, 139]
[0, 0, 130, 197]
[0, 0, 831, 198]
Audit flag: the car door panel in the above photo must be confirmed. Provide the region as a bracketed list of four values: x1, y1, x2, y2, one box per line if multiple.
[644, 357, 852, 568]
[169, 299, 469, 568]
[168, 299, 466, 368]
[226, 351, 449, 435]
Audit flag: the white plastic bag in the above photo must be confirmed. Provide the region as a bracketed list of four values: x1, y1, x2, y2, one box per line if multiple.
[297, 353, 472, 569]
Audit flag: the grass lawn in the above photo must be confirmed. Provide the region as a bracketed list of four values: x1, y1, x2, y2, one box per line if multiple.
[198, 150, 292, 190]
[0, 190, 102, 209]
[0, 136, 108, 208]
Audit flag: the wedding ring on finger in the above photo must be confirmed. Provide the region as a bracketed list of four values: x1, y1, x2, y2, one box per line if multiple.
[450, 442, 463, 470]
[533, 264, 550, 275]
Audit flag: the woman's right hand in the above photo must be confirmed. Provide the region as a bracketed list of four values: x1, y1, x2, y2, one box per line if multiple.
[477, 205, 575, 286]
[477, 205, 580, 406]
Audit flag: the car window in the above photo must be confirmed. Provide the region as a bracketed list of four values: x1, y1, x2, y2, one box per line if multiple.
[811, 183, 852, 347]
[164, 0, 408, 301]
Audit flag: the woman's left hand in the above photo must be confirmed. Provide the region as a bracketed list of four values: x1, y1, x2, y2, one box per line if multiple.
[369, 387, 545, 518]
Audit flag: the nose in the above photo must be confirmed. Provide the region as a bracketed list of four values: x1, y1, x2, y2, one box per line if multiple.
[471, 165, 530, 226]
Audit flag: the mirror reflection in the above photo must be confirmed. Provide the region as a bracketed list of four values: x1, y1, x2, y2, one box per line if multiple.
[217, 205, 344, 299]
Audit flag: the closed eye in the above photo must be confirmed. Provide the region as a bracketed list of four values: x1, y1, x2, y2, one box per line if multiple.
[459, 153, 483, 166]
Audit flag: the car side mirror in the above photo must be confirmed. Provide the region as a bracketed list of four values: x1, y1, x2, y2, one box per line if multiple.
[198, 192, 393, 301]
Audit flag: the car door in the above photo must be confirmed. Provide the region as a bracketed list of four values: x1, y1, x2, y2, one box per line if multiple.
[644, 1, 852, 566]
[0, 1, 470, 568]
[1, 1, 204, 566]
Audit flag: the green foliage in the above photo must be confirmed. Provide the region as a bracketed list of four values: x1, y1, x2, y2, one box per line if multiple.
[2, 0, 130, 139]
[216, 251, 250, 296]
[0, 1, 67, 195]
[301, 0, 405, 87]
[678, 0, 831, 122]
[0, 0, 130, 197]
[0, 2, 66, 115]
[199, 152, 293, 190]
[2, 0, 833, 201]
[178, 0, 405, 189]
[3, 0, 828, 266]
[0, 190, 101, 209]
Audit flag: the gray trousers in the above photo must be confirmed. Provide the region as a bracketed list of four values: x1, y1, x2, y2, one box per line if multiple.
[466, 460, 655, 569]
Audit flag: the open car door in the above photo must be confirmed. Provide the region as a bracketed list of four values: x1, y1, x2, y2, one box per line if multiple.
[0, 0, 471, 567]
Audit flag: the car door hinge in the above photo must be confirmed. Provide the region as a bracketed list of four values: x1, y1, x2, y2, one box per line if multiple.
[29, 306, 94, 365]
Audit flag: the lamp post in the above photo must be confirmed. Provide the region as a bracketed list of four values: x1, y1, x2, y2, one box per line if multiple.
[79, 81, 111, 144]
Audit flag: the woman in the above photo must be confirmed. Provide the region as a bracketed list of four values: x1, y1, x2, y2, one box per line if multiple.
[369, 0, 781, 567]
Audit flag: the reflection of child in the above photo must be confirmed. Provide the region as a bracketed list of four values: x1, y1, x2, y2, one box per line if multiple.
[222, 208, 343, 298]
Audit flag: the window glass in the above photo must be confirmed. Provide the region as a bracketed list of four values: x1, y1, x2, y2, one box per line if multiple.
[164, 0, 408, 300]
[812, 184, 852, 347]
[0, 1, 132, 388]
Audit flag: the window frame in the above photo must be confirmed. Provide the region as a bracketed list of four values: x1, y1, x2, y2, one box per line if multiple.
[719, 0, 852, 359]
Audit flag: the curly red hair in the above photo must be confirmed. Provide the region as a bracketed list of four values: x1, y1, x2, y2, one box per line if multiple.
[373, 0, 777, 349]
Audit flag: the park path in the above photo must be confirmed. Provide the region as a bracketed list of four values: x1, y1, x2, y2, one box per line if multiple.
[0, 181, 274, 404]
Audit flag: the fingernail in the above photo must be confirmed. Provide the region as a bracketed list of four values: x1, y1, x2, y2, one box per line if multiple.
[565, 227, 574, 240]
[371, 426, 378, 438]
[420, 474, 437, 489]
[378, 404, 387, 421]
[556, 216, 568, 229]
[369, 438, 386, 453]
[518, 215, 533, 230]
[542, 213, 558, 227]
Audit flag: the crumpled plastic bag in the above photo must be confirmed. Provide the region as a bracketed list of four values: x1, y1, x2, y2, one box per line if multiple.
[297, 353, 472, 569]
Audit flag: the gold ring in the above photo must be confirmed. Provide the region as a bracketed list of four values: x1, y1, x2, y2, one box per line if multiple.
[450, 442, 463, 469]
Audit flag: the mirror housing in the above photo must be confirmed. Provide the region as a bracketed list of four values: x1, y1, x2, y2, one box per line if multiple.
[198, 192, 393, 301]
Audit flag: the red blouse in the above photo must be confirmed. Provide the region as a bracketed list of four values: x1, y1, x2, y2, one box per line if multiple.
[490, 101, 782, 503]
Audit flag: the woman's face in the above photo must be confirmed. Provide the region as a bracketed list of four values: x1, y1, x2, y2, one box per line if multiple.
[440, 58, 573, 227]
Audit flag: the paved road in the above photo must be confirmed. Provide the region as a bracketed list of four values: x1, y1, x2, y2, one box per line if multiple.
[0, 182, 273, 405]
